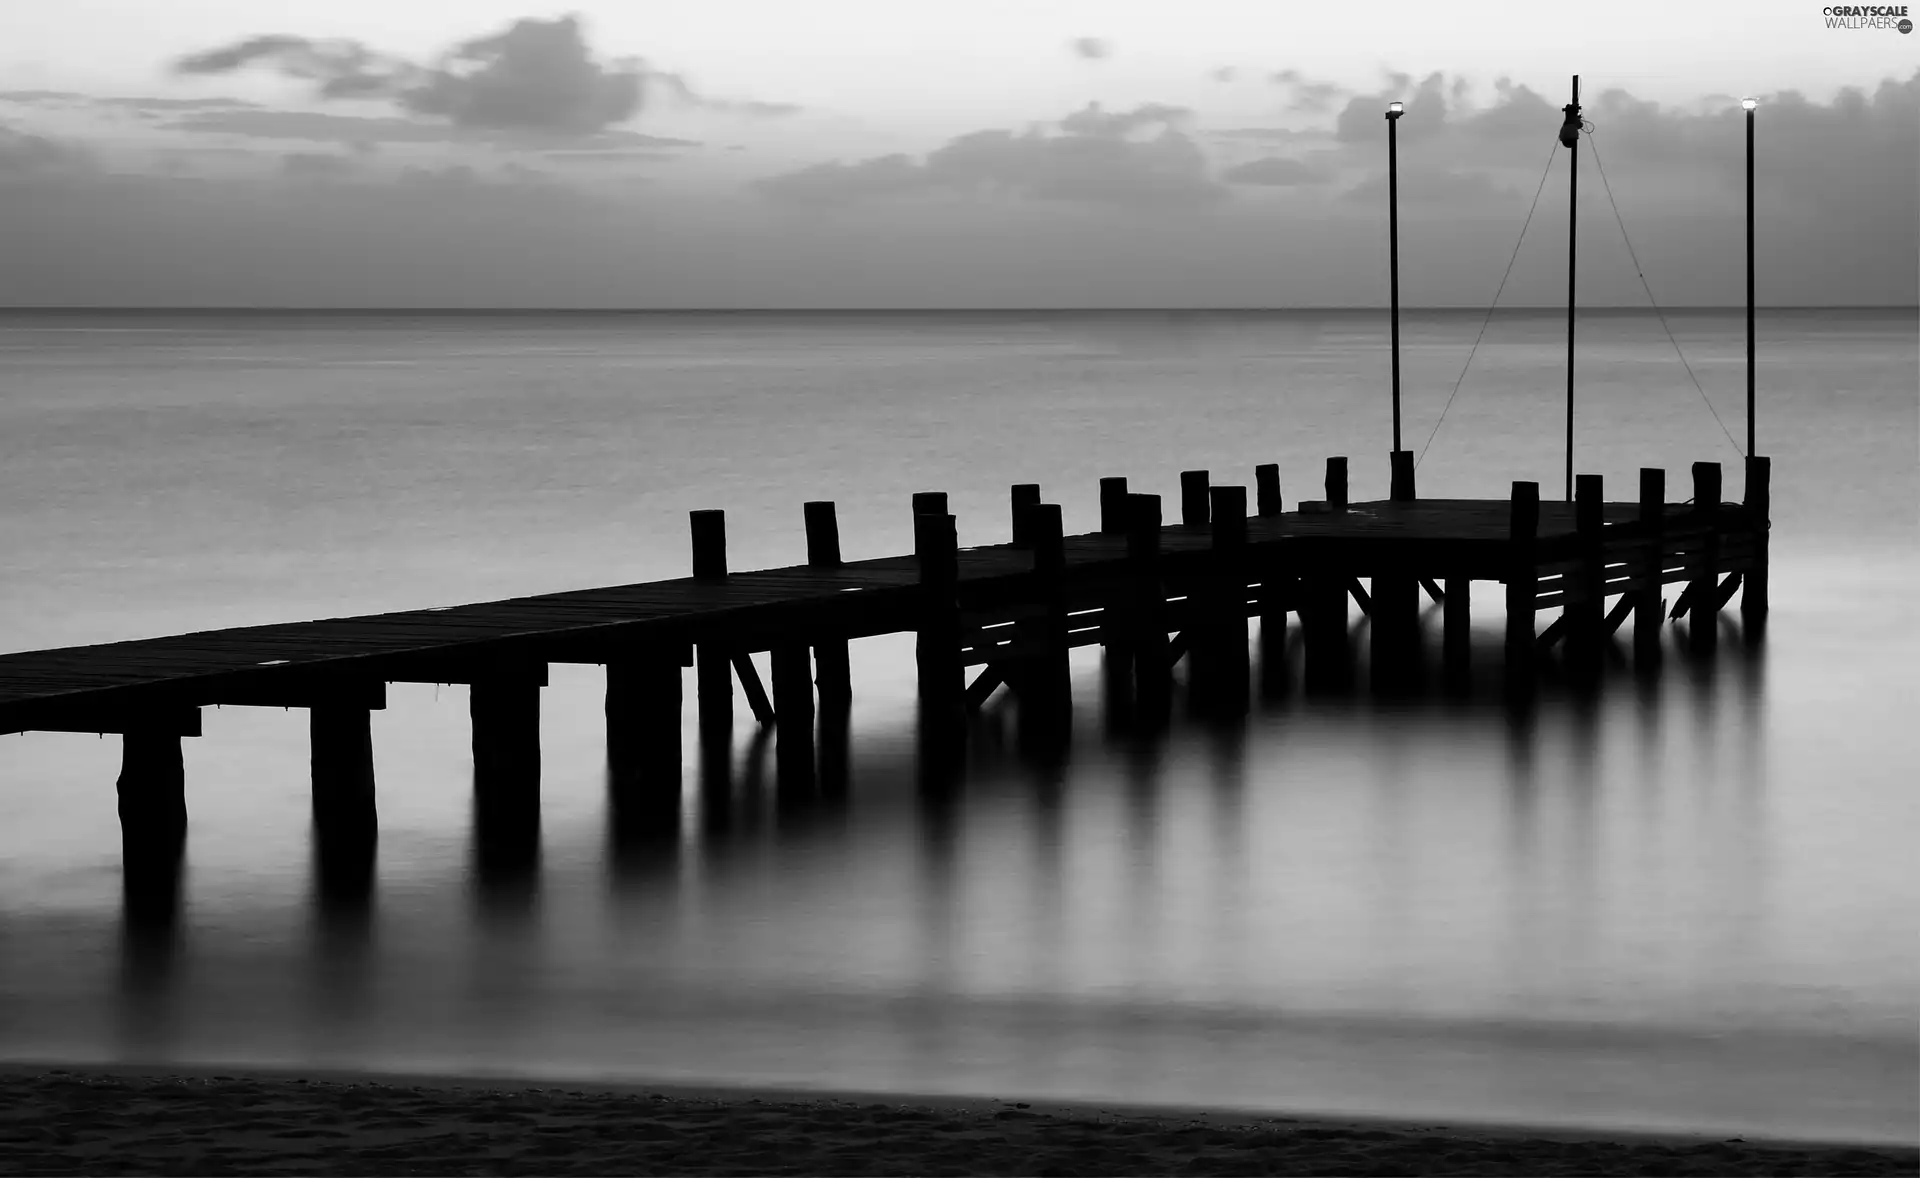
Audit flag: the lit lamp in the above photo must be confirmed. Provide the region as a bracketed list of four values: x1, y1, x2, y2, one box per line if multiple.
[1385, 100, 1405, 462]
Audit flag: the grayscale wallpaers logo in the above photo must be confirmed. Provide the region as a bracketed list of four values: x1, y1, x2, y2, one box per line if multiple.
[1822, 4, 1914, 27]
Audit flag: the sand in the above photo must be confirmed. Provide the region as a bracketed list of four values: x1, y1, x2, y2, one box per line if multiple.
[0, 1066, 1913, 1176]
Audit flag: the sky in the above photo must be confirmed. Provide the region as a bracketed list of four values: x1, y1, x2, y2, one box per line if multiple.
[1, 0, 1914, 307]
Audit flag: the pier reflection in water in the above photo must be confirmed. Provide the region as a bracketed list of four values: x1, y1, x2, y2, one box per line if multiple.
[57, 616, 1918, 1146]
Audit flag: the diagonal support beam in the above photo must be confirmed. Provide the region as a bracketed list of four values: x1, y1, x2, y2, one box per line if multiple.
[1420, 577, 1445, 604]
[1347, 578, 1373, 616]
[964, 665, 1006, 712]
[730, 651, 775, 726]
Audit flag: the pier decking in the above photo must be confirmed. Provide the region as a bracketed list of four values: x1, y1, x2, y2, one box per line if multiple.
[0, 452, 1769, 882]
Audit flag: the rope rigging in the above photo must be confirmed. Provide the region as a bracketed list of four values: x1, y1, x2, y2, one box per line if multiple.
[1415, 117, 1748, 467]
[1584, 124, 1746, 458]
[1414, 137, 1560, 468]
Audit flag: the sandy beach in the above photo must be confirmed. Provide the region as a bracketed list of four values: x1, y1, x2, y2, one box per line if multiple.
[0, 1065, 1912, 1176]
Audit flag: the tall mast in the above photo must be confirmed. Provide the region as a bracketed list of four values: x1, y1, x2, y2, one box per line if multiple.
[1559, 75, 1581, 503]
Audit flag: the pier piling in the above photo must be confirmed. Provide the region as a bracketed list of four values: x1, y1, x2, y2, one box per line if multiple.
[606, 648, 683, 827]
[1180, 471, 1210, 528]
[1505, 481, 1541, 691]
[804, 501, 852, 710]
[1743, 456, 1770, 629]
[1690, 462, 1723, 654]
[1326, 457, 1349, 512]
[311, 703, 377, 842]
[1010, 484, 1041, 545]
[1635, 469, 1666, 665]
[1127, 493, 1172, 722]
[1195, 485, 1251, 716]
[1017, 502, 1071, 751]
[1255, 464, 1282, 517]
[1098, 477, 1129, 536]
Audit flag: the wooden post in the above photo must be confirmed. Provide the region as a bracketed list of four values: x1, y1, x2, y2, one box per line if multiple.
[1389, 450, 1416, 502]
[1325, 457, 1348, 511]
[471, 665, 542, 837]
[1010, 483, 1041, 545]
[118, 724, 188, 852]
[1180, 470, 1210, 528]
[1196, 485, 1250, 715]
[690, 509, 727, 580]
[1127, 493, 1171, 720]
[1017, 503, 1071, 752]
[691, 509, 733, 738]
[1369, 568, 1420, 693]
[606, 650, 683, 829]
[804, 500, 841, 565]
[915, 511, 964, 740]
[804, 501, 852, 711]
[1742, 455, 1770, 627]
[1442, 576, 1471, 689]
[912, 490, 948, 518]
[1301, 567, 1348, 693]
[1099, 476, 1129, 535]
[1255, 464, 1282, 516]
[1634, 468, 1665, 664]
[771, 642, 815, 796]
[1569, 473, 1605, 677]
[311, 703, 376, 843]
[1690, 461, 1722, 654]
[1505, 481, 1540, 689]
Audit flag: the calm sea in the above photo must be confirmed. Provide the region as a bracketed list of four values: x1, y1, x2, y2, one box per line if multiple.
[0, 308, 1914, 1144]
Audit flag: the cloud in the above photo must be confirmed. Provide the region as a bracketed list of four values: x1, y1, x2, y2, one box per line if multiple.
[1210, 67, 1238, 84]
[753, 153, 927, 204]
[1222, 156, 1329, 186]
[757, 104, 1225, 210]
[0, 127, 91, 176]
[646, 72, 801, 117]
[1209, 127, 1332, 145]
[1069, 37, 1112, 61]
[163, 107, 700, 149]
[1271, 70, 1351, 113]
[1058, 101, 1192, 138]
[174, 15, 796, 139]
[543, 148, 686, 163]
[280, 151, 355, 180]
[1341, 165, 1519, 207]
[1, 90, 258, 112]
[174, 16, 640, 137]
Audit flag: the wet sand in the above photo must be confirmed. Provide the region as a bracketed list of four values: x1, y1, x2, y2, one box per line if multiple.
[0, 1065, 1913, 1175]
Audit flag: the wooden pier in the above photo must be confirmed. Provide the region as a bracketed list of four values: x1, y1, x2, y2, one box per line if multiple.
[0, 451, 1769, 879]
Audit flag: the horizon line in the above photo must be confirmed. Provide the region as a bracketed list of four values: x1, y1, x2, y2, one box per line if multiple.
[1, 304, 1914, 314]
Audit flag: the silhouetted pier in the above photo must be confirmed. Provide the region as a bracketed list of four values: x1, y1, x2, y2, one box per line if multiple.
[1, 451, 1770, 888]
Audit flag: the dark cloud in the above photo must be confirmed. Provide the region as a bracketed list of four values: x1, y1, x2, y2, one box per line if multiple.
[1210, 127, 1332, 144]
[174, 16, 639, 136]
[163, 107, 699, 150]
[1210, 67, 1238, 84]
[1058, 102, 1192, 138]
[0, 89, 258, 112]
[753, 153, 927, 205]
[1222, 156, 1329, 186]
[0, 127, 91, 175]
[758, 104, 1224, 210]
[174, 16, 795, 138]
[647, 72, 802, 117]
[543, 148, 685, 163]
[1342, 166, 1519, 207]
[1070, 37, 1112, 61]
[1270, 70, 1351, 113]
[280, 151, 355, 180]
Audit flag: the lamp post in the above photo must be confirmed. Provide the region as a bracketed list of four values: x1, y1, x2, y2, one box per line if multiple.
[1386, 100, 1404, 455]
[1743, 97, 1756, 457]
